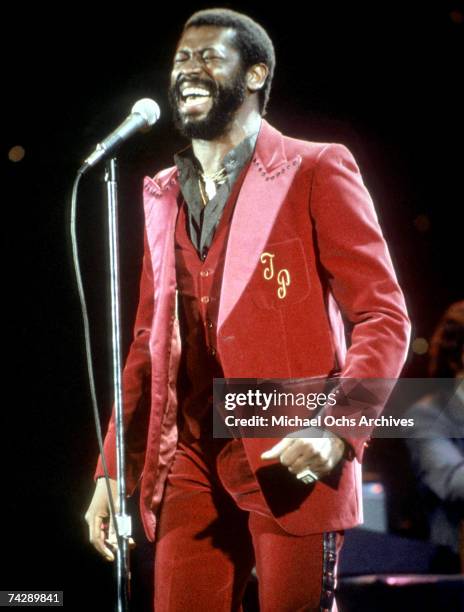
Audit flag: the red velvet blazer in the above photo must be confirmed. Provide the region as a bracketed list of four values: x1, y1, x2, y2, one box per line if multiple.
[95, 119, 411, 541]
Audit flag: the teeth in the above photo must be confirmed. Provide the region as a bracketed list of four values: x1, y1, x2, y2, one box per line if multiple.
[184, 96, 210, 107]
[181, 87, 211, 98]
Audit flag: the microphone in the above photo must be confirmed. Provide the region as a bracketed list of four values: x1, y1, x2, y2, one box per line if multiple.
[79, 98, 160, 174]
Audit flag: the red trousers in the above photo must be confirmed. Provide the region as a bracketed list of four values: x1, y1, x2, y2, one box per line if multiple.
[154, 439, 343, 611]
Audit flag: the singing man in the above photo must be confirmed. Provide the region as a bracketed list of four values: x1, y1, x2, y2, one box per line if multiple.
[85, 8, 411, 611]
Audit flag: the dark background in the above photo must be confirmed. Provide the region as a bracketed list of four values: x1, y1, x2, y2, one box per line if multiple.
[3, 2, 463, 610]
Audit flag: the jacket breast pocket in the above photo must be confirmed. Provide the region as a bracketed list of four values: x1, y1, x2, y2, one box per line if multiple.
[248, 237, 311, 309]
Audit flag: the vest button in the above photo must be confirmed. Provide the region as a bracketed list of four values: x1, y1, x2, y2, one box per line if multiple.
[206, 320, 213, 328]
[208, 347, 216, 356]
[201, 296, 210, 304]
[200, 270, 210, 277]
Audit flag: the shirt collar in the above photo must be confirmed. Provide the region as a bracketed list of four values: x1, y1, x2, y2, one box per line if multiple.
[174, 131, 258, 186]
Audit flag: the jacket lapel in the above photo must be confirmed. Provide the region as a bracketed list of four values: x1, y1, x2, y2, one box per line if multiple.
[142, 120, 302, 333]
[217, 119, 302, 331]
[143, 168, 179, 306]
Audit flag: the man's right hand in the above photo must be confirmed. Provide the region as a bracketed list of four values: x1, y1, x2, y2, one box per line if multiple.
[85, 477, 120, 562]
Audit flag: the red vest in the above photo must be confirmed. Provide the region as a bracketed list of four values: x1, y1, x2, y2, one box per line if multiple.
[174, 181, 272, 516]
[174, 174, 240, 441]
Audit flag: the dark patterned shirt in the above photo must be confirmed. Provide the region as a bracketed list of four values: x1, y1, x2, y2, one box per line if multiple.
[174, 132, 258, 257]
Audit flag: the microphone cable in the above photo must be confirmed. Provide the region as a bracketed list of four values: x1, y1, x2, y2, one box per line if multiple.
[70, 169, 120, 539]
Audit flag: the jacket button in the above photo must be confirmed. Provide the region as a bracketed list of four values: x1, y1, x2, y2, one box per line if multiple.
[201, 296, 210, 304]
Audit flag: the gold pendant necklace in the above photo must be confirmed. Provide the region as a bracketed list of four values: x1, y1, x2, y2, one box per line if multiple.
[201, 167, 227, 183]
[198, 178, 209, 207]
[198, 167, 227, 207]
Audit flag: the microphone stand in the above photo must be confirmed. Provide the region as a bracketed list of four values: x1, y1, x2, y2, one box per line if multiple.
[105, 158, 131, 612]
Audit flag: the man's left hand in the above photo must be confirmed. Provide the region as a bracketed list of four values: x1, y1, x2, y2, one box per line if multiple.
[260, 436, 346, 480]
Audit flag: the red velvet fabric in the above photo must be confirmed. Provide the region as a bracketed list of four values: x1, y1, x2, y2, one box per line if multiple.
[95, 119, 411, 542]
[173, 157, 248, 443]
[155, 174, 346, 611]
[154, 439, 344, 612]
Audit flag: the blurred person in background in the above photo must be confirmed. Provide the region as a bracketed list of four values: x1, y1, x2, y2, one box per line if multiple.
[405, 301, 464, 572]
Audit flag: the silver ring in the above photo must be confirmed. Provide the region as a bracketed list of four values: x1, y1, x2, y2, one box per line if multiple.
[296, 467, 318, 484]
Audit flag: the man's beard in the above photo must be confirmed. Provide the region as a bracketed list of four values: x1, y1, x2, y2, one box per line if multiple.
[169, 67, 248, 140]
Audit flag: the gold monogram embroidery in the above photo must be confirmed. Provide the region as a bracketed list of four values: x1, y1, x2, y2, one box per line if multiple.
[260, 252, 275, 280]
[259, 252, 291, 299]
[277, 269, 291, 299]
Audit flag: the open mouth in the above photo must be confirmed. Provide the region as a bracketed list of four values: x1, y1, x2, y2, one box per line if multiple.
[178, 85, 213, 113]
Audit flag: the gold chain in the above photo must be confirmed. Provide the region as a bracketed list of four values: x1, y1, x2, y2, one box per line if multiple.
[198, 178, 208, 207]
[198, 166, 227, 207]
[200, 167, 227, 183]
